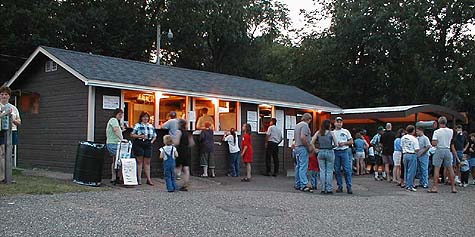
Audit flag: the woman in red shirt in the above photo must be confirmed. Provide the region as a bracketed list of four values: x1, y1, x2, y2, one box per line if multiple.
[241, 123, 253, 182]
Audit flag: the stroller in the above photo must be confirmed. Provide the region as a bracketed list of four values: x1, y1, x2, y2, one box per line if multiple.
[113, 140, 136, 185]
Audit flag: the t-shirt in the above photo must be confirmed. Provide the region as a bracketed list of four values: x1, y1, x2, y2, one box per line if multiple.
[417, 135, 431, 157]
[466, 140, 475, 158]
[380, 130, 396, 155]
[161, 119, 179, 138]
[394, 138, 402, 152]
[401, 134, 420, 154]
[0, 103, 21, 131]
[333, 128, 352, 151]
[199, 129, 214, 153]
[224, 134, 240, 153]
[371, 133, 382, 156]
[432, 127, 453, 149]
[354, 138, 366, 152]
[106, 117, 121, 144]
[454, 133, 467, 151]
[294, 121, 311, 147]
[196, 115, 214, 129]
[266, 125, 283, 144]
[160, 145, 178, 160]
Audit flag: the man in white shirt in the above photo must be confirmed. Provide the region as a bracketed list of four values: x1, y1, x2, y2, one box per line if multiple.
[333, 117, 354, 194]
[265, 118, 283, 176]
[428, 116, 457, 193]
[401, 125, 420, 192]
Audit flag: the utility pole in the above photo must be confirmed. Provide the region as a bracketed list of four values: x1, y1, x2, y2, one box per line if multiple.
[156, 23, 161, 65]
[2, 112, 12, 184]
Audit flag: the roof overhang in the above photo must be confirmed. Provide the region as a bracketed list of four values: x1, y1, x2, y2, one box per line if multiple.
[7, 46, 342, 113]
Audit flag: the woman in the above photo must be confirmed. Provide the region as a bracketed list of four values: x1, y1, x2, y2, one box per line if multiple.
[393, 128, 405, 186]
[105, 108, 126, 183]
[130, 111, 157, 185]
[223, 128, 240, 177]
[241, 123, 253, 182]
[311, 119, 338, 194]
[175, 119, 193, 191]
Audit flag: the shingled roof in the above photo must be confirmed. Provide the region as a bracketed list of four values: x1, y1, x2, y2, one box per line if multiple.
[9, 46, 341, 111]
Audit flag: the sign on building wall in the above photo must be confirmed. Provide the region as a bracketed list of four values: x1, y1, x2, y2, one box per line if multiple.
[247, 111, 258, 132]
[103, 95, 120, 110]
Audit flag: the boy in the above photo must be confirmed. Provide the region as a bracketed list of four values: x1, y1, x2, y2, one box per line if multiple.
[160, 135, 179, 192]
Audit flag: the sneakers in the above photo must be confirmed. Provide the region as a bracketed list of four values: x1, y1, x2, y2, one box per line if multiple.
[336, 187, 343, 193]
[455, 176, 461, 184]
[406, 187, 417, 192]
[347, 188, 353, 194]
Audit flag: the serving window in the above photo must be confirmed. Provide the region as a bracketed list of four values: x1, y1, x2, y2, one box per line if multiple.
[258, 104, 273, 133]
[158, 94, 186, 126]
[123, 90, 155, 127]
[218, 101, 238, 131]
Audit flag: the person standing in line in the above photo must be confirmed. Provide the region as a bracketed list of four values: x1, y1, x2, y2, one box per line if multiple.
[223, 128, 240, 177]
[294, 113, 314, 192]
[380, 123, 396, 181]
[265, 118, 283, 176]
[130, 111, 157, 186]
[466, 133, 475, 185]
[175, 119, 193, 191]
[312, 119, 338, 194]
[416, 126, 431, 189]
[354, 132, 369, 176]
[0, 86, 21, 183]
[105, 108, 126, 183]
[401, 125, 420, 192]
[161, 111, 179, 139]
[333, 117, 354, 194]
[392, 128, 405, 186]
[428, 116, 457, 193]
[241, 123, 254, 182]
[453, 125, 468, 184]
[371, 127, 385, 181]
[199, 122, 215, 178]
[160, 135, 179, 192]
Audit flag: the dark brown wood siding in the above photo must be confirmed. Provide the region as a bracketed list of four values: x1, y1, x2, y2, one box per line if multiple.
[10, 55, 88, 172]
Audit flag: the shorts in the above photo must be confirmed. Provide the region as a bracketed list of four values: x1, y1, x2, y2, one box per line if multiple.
[382, 154, 393, 165]
[433, 149, 453, 167]
[392, 151, 402, 166]
[0, 131, 19, 145]
[355, 152, 365, 159]
[200, 152, 215, 168]
[106, 143, 118, 157]
[132, 139, 152, 158]
[375, 155, 383, 166]
[469, 158, 475, 168]
[366, 155, 375, 165]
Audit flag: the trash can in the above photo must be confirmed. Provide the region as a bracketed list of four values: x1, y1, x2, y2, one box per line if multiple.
[73, 141, 105, 187]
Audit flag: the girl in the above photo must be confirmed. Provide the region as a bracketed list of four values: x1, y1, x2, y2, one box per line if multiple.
[130, 111, 157, 185]
[223, 128, 240, 177]
[241, 123, 253, 182]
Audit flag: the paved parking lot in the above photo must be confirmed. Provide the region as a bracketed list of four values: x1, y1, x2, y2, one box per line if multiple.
[1, 174, 474, 236]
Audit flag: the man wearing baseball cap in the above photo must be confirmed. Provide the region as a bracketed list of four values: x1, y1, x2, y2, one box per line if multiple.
[333, 117, 354, 194]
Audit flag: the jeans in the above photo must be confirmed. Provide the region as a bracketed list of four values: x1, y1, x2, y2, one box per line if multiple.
[404, 153, 417, 188]
[309, 170, 319, 189]
[318, 149, 335, 192]
[229, 152, 240, 177]
[418, 154, 429, 186]
[164, 158, 178, 192]
[295, 146, 309, 190]
[265, 142, 279, 174]
[334, 149, 352, 190]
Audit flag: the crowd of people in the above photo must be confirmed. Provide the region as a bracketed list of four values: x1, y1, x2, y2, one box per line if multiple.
[105, 107, 475, 194]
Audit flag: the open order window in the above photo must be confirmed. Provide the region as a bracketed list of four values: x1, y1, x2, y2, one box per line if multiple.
[123, 90, 155, 127]
[258, 104, 273, 133]
[195, 98, 216, 130]
[158, 94, 186, 126]
[218, 101, 238, 131]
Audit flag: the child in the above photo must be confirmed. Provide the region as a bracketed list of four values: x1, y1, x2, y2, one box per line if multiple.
[368, 147, 382, 181]
[199, 122, 215, 178]
[160, 135, 179, 192]
[308, 152, 320, 190]
[223, 128, 240, 177]
[459, 155, 470, 187]
[241, 123, 253, 182]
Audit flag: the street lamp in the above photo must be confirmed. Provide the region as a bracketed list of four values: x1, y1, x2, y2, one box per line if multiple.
[156, 24, 173, 65]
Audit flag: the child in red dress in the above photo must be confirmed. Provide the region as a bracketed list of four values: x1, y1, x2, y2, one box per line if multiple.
[241, 123, 253, 182]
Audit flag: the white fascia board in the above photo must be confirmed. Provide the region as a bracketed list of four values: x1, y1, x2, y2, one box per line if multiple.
[7, 46, 88, 87]
[85, 79, 341, 113]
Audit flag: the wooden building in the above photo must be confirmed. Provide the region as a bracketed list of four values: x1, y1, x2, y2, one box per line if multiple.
[6, 46, 341, 177]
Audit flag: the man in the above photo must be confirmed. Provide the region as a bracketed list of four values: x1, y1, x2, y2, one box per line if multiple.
[380, 123, 395, 181]
[0, 86, 21, 183]
[294, 113, 314, 192]
[428, 116, 457, 193]
[453, 125, 468, 184]
[370, 126, 384, 181]
[416, 126, 431, 188]
[265, 118, 283, 176]
[161, 111, 179, 139]
[401, 125, 420, 192]
[333, 117, 354, 194]
[196, 108, 214, 130]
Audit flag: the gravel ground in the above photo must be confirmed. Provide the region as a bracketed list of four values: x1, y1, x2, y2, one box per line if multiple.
[1, 175, 474, 236]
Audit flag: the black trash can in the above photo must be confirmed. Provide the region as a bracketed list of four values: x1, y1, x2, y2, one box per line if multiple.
[73, 141, 105, 187]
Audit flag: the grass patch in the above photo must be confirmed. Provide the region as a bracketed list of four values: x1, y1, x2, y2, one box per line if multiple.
[0, 169, 108, 196]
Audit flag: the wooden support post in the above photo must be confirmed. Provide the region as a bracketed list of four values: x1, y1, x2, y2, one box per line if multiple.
[4, 114, 12, 184]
